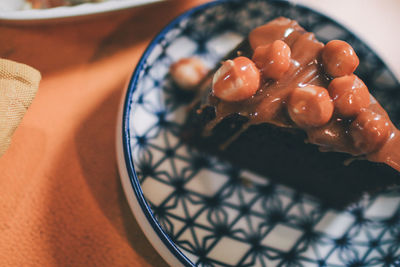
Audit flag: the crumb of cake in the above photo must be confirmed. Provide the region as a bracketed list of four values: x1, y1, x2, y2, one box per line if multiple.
[170, 57, 208, 91]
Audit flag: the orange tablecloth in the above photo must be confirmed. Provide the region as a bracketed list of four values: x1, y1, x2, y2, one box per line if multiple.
[0, 1, 209, 266]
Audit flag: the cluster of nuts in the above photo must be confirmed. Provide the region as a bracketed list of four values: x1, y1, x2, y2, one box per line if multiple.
[209, 39, 390, 154]
[321, 40, 389, 153]
[288, 40, 365, 129]
[212, 39, 292, 101]
[168, 34, 392, 154]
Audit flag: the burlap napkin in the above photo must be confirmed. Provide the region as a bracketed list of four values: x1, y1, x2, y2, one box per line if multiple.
[0, 58, 41, 156]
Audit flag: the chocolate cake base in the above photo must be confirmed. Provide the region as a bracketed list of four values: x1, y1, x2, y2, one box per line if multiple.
[181, 106, 400, 209]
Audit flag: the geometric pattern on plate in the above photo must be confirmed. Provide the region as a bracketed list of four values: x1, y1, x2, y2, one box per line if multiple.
[127, 1, 400, 266]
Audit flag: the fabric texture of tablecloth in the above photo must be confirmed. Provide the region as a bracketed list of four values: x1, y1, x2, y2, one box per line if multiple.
[0, 58, 40, 156]
[0, 1, 208, 266]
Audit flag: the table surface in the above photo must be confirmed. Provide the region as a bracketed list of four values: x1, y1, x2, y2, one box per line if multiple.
[0, 1, 207, 266]
[0, 0, 398, 266]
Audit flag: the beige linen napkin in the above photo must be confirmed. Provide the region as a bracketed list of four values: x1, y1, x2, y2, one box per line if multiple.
[0, 58, 41, 156]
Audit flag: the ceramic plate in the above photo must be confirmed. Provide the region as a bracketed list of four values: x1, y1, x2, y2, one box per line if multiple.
[0, 0, 163, 22]
[117, 1, 400, 266]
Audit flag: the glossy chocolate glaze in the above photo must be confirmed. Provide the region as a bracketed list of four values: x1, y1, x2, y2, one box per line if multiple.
[198, 17, 400, 172]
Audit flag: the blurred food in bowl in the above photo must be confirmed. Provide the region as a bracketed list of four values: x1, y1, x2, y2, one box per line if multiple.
[0, 0, 109, 11]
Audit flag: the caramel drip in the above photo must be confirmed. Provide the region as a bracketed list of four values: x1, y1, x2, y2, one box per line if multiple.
[368, 130, 400, 172]
[219, 123, 250, 151]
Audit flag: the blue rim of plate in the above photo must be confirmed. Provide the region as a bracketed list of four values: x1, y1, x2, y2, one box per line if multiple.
[120, 1, 400, 266]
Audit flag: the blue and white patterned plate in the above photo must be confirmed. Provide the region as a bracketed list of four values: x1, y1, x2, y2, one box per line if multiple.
[116, 1, 400, 266]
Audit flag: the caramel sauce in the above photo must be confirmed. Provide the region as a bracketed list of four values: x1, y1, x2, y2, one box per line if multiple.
[365, 98, 400, 171]
[200, 17, 400, 172]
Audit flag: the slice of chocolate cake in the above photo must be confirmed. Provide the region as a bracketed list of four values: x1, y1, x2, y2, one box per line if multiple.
[176, 17, 400, 209]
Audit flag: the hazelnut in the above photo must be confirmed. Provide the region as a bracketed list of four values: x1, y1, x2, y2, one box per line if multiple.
[322, 40, 359, 77]
[350, 110, 391, 153]
[212, 57, 260, 102]
[288, 85, 334, 127]
[328, 74, 370, 117]
[252, 40, 291, 80]
[170, 57, 208, 90]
